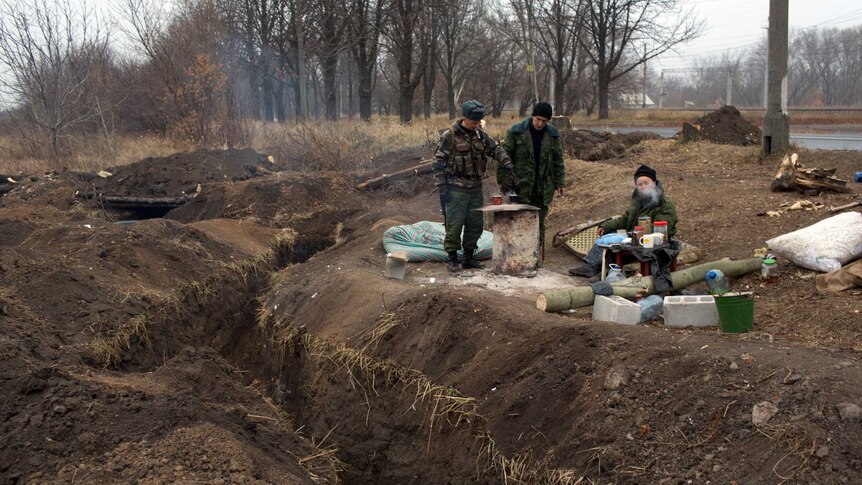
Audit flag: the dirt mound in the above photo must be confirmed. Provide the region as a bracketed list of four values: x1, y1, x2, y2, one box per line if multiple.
[681, 105, 762, 145]
[560, 129, 662, 161]
[94, 148, 276, 197]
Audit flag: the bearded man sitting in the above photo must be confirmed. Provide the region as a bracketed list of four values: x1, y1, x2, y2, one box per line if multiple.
[569, 164, 678, 280]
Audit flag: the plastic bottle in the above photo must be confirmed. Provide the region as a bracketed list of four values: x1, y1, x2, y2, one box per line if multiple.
[704, 269, 730, 295]
[653, 220, 669, 239]
[638, 295, 664, 323]
[761, 258, 779, 283]
[605, 264, 625, 282]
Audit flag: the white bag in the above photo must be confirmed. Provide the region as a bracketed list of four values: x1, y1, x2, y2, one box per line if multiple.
[766, 211, 862, 272]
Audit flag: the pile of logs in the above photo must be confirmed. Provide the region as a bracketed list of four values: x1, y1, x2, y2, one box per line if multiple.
[771, 153, 850, 194]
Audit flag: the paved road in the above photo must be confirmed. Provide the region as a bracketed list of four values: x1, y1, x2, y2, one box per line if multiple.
[601, 127, 862, 151]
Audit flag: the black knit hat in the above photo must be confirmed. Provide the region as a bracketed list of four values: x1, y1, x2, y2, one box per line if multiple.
[531, 102, 553, 119]
[461, 100, 486, 121]
[634, 164, 657, 182]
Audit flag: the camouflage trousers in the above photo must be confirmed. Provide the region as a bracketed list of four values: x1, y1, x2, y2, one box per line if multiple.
[443, 187, 484, 252]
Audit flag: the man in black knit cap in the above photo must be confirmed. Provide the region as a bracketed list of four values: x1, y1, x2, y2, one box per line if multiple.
[499, 102, 566, 253]
[569, 164, 678, 280]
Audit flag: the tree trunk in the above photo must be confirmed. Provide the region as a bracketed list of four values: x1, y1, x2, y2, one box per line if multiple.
[322, 54, 339, 121]
[537, 258, 763, 312]
[598, 68, 610, 119]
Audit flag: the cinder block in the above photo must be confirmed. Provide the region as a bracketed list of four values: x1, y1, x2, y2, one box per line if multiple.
[663, 295, 719, 328]
[592, 295, 642, 325]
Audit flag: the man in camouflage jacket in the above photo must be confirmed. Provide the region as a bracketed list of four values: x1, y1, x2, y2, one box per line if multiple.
[433, 100, 515, 273]
[498, 102, 565, 250]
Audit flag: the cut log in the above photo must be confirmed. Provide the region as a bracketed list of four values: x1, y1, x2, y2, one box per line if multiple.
[355, 159, 433, 190]
[537, 258, 762, 312]
[771, 152, 850, 193]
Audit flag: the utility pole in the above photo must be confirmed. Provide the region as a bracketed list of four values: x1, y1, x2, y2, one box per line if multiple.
[659, 71, 664, 109]
[726, 70, 733, 106]
[762, 0, 790, 156]
[642, 45, 648, 108]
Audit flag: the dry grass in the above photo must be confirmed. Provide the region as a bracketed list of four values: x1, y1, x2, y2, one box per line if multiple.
[261, 320, 585, 485]
[0, 133, 185, 174]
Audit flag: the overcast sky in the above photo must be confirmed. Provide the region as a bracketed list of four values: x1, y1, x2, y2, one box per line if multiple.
[657, 0, 862, 70]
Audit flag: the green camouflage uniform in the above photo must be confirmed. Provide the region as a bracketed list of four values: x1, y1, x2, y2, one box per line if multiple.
[498, 118, 565, 244]
[433, 121, 513, 253]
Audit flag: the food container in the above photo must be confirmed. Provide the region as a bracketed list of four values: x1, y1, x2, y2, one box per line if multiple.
[637, 216, 652, 234]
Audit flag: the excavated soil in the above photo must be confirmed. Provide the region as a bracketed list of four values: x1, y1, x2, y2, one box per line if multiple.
[680, 105, 763, 146]
[1, 140, 861, 484]
[560, 129, 663, 161]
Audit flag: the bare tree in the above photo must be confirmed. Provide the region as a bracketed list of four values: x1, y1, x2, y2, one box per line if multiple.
[534, 0, 584, 111]
[304, 0, 351, 120]
[579, 0, 703, 118]
[383, 0, 431, 123]
[434, 0, 481, 119]
[347, 0, 385, 121]
[0, 0, 107, 159]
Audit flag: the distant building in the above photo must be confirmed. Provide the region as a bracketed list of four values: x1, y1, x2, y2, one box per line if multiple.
[619, 93, 655, 108]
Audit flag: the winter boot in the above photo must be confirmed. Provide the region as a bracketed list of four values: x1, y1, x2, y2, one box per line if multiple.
[568, 263, 599, 277]
[447, 251, 461, 273]
[461, 249, 485, 270]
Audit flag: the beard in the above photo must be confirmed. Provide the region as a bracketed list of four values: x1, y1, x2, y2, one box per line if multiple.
[633, 182, 663, 209]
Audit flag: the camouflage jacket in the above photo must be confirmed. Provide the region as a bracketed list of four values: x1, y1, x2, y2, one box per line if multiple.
[433, 121, 513, 190]
[498, 118, 565, 206]
[601, 189, 679, 238]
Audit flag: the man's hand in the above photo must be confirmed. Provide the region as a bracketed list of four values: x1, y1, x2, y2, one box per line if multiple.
[596, 227, 605, 236]
[501, 172, 521, 193]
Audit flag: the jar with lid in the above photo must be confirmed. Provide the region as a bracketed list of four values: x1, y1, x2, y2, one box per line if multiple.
[637, 216, 652, 234]
[653, 220, 669, 239]
[631, 225, 644, 247]
[761, 258, 779, 283]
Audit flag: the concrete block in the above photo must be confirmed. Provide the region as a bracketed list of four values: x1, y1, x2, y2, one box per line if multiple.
[663, 295, 719, 328]
[592, 295, 641, 325]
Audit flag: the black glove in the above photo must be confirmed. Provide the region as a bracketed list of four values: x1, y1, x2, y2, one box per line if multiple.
[501, 173, 521, 193]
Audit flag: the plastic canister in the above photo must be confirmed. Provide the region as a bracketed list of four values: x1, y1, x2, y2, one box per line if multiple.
[605, 264, 625, 282]
[855, 171, 862, 183]
[761, 258, 779, 283]
[631, 226, 644, 247]
[704, 269, 730, 295]
[637, 216, 652, 234]
[653, 220, 668, 239]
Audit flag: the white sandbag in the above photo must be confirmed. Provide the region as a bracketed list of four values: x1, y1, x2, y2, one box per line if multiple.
[766, 211, 862, 272]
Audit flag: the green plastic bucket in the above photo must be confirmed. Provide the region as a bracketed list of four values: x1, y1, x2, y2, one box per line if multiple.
[715, 292, 754, 333]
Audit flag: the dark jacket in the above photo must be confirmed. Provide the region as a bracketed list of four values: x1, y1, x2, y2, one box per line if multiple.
[601, 183, 679, 238]
[433, 121, 512, 190]
[498, 118, 565, 207]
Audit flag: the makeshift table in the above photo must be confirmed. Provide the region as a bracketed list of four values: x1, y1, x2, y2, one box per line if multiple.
[598, 242, 678, 280]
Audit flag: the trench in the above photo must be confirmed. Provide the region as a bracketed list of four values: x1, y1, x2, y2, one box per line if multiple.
[98, 215, 585, 484]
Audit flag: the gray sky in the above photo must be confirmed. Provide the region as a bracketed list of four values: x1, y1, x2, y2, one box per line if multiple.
[657, 0, 862, 70]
